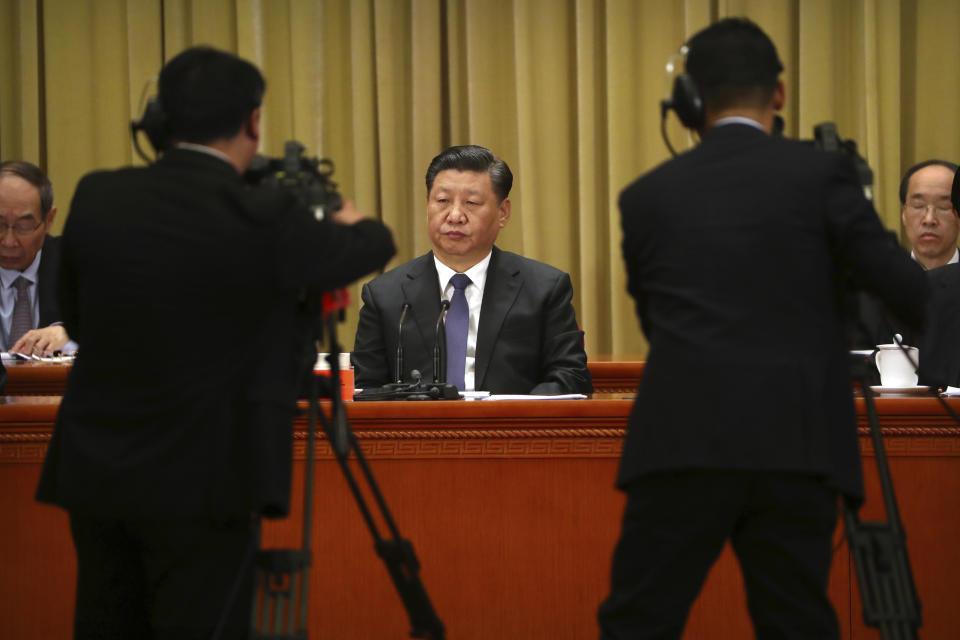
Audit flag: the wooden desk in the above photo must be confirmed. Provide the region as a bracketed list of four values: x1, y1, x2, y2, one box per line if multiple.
[3, 360, 72, 395]
[1, 357, 644, 396]
[1, 396, 957, 639]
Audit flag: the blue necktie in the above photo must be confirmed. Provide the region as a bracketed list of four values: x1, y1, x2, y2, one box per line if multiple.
[445, 273, 471, 390]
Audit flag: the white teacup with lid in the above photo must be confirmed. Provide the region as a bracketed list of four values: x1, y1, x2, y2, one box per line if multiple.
[874, 334, 919, 387]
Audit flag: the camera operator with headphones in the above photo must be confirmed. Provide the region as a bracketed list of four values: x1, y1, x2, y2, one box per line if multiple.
[598, 18, 925, 638]
[36, 46, 395, 639]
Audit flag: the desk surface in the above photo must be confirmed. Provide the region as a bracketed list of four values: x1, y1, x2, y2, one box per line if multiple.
[1, 357, 648, 396]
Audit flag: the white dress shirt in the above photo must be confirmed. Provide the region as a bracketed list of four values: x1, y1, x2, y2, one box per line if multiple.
[434, 251, 492, 391]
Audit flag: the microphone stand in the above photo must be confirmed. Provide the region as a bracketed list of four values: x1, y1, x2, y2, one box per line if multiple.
[433, 300, 450, 384]
[354, 300, 458, 401]
[396, 303, 410, 384]
[250, 299, 445, 639]
[845, 354, 922, 639]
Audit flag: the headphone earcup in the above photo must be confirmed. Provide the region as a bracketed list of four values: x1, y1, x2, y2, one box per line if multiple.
[670, 74, 704, 130]
[131, 98, 171, 154]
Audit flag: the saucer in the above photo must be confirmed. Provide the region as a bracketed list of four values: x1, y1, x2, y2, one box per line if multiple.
[869, 385, 930, 395]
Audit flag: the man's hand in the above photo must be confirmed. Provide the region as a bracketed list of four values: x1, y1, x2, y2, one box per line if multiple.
[329, 200, 366, 226]
[11, 325, 70, 357]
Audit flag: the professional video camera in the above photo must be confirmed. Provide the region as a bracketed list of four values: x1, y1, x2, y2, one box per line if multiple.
[244, 141, 343, 219]
[799, 120, 874, 201]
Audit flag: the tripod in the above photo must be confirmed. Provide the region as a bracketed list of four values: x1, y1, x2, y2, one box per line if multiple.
[844, 355, 922, 639]
[249, 299, 445, 639]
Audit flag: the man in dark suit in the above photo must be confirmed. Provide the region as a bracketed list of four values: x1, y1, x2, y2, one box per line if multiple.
[35, 47, 395, 639]
[597, 19, 926, 639]
[915, 168, 960, 388]
[352, 145, 591, 395]
[853, 159, 958, 351]
[0, 160, 72, 356]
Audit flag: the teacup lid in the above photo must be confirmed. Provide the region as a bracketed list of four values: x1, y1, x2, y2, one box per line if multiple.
[876, 334, 914, 350]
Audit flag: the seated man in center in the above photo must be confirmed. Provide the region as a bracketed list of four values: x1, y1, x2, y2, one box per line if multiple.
[352, 145, 592, 395]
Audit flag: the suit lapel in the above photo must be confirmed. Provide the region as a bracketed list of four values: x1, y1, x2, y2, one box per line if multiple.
[36, 235, 59, 327]
[475, 247, 522, 389]
[400, 253, 442, 365]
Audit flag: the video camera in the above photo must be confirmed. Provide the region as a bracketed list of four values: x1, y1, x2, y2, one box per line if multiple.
[244, 141, 343, 219]
[799, 121, 874, 201]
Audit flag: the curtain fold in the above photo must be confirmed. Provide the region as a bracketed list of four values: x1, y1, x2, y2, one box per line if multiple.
[4, 0, 958, 356]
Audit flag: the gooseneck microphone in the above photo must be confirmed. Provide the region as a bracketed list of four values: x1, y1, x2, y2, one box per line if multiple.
[395, 303, 411, 384]
[432, 300, 450, 384]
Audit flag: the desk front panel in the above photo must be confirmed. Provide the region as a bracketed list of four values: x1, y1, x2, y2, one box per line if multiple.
[1, 397, 957, 638]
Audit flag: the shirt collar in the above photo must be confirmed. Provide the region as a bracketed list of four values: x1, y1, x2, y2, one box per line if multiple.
[434, 250, 493, 294]
[713, 116, 767, 132]
[174, 142, 233, 166]
[0, 247, 42, 289]
[911, 248, 960, 269]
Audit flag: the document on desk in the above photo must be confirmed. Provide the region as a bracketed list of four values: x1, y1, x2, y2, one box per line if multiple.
[941, 387, 960, 396]
[482, 394, 588, 401]
[1, 352, 75, 362]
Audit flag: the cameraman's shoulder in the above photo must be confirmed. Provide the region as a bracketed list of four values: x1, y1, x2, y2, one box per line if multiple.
[620, 156, 675, 206]
[71, 166, 150, 206]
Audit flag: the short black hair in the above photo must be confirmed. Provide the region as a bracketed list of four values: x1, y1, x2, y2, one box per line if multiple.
[425, 145, 513, 202]
[685, 17, 783, 112]
[0, 160, 54, 214]
[954, 167, 960, 212]
[158, 46, 265, 144]
[899, 159, 959, 204]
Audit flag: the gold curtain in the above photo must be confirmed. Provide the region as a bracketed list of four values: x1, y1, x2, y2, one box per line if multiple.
[2, 0, 959, 356]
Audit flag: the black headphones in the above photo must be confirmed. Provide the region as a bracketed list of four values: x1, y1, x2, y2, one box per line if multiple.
[660, 45, 704, 130]
[130, 96, 171, 162]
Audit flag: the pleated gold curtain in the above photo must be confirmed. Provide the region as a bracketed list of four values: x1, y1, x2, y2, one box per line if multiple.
[2, 0, 959, 356]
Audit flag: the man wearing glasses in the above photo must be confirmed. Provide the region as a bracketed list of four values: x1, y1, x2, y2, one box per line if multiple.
[900, 159, 959, 270]
[0, 160, 73, 356]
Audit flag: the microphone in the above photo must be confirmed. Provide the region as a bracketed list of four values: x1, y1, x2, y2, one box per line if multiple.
[433, 300, 450, 384]
[396, 303, 411, 384]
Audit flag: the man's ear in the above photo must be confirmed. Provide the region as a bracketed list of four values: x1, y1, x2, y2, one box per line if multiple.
[245, 107, 261, 143]
[498, 198, 511, 228]
[772, 80, 785, 112]
[44, 206, 57, 228]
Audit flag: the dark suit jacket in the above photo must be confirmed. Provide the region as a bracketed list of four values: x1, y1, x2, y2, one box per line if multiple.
[38, 234, 63, 328]
[618, 123, 925, 500]
[352, 247, 592, 395]
[914, 263, 960, 388]
[852, 263, 960, 388]
[36, 148, 395, 519]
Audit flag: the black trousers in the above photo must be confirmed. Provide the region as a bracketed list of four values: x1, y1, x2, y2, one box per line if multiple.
[69, 513, 258, 640]
[598, 470, 840, 639]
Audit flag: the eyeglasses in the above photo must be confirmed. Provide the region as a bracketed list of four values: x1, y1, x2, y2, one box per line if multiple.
[0, 219, 44, 236]
[905, 202, 956, 219]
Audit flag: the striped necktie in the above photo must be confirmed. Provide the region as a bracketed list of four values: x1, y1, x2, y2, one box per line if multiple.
[9, 276, 33, 347]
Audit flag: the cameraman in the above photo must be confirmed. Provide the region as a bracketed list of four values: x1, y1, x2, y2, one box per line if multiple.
[598, 19, 925, 638]
[36, 46, 394, 639]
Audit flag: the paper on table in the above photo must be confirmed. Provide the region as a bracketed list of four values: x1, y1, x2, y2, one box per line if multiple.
[459, 391, 491, 399]
[941, 387, 960, 396]
[2, 352, 75, 363]
[482, 394, 588, 401]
